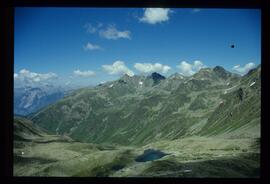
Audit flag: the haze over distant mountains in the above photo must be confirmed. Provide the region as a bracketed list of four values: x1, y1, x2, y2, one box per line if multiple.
[14, 84, 82, 116]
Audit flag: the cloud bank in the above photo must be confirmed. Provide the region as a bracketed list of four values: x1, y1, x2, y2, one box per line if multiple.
[232, 62, 256, 75]
[177, 60, 206, 76]
[73, 70, 96, 77]
[14, 69, 58, 82]
[134, 63, 171, 74]
[102, 61, 134, 76]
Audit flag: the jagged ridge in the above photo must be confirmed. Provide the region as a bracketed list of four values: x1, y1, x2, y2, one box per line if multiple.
[29, 66, 260, 146]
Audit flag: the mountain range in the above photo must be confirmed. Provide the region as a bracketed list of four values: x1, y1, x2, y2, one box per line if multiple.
[30, 65, 260, 145]
[14, 84, 77, 116]
[14, 65, 261, 177]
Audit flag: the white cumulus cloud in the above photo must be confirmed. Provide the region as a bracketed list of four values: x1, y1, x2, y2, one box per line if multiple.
[177, 60, 206, 76]
[139, 8, 172, 24]
[193, 60, 205, 71]
[99, 25, 131, 40]
[232, 62, 256, 75]
[134, 63, 171, 74]
[83, 42, 102, 51]
[73, 70, 96, 77]
[102, 61, 134, 76]
[14, 69, 58, 82]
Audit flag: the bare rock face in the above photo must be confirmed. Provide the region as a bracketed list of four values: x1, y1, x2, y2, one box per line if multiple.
[237, 88, 244, 101]
[213, 66, 231, 79]
[149, 72, 165, 85]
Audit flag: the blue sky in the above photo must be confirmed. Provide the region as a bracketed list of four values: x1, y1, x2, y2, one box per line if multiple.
[14, 8, 261, 87]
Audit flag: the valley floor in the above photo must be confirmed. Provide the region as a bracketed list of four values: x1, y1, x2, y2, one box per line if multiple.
[14, 135, 260, 177]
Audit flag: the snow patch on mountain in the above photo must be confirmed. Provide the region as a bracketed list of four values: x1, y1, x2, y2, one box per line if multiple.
[250, 82, 256, 87]
[224, 85, 238, 94]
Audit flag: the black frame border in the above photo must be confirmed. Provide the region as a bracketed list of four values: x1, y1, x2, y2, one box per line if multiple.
[1, 0, 269, 184]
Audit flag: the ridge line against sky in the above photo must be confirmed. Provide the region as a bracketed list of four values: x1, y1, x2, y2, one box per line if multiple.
[15, 8, 261, 87]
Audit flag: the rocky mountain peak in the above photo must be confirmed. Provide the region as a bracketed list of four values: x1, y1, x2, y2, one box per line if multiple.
[149, 72, 166, 85]
[150, 72, 165, 79]
[121, 73, 132, 80]
[213, 66, 226, 73]
[213, 66, 230, 79]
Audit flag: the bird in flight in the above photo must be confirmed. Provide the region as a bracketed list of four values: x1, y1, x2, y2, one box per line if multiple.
[230, 44, 235, 48]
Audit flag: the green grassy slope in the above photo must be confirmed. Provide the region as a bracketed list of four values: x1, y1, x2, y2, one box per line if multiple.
[29, 66, 260, 146]
[198, 65, 261, 138]
[14, 117, 259, 177]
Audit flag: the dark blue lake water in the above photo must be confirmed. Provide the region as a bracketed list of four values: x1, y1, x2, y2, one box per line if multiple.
[135, 149, 169, 162]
